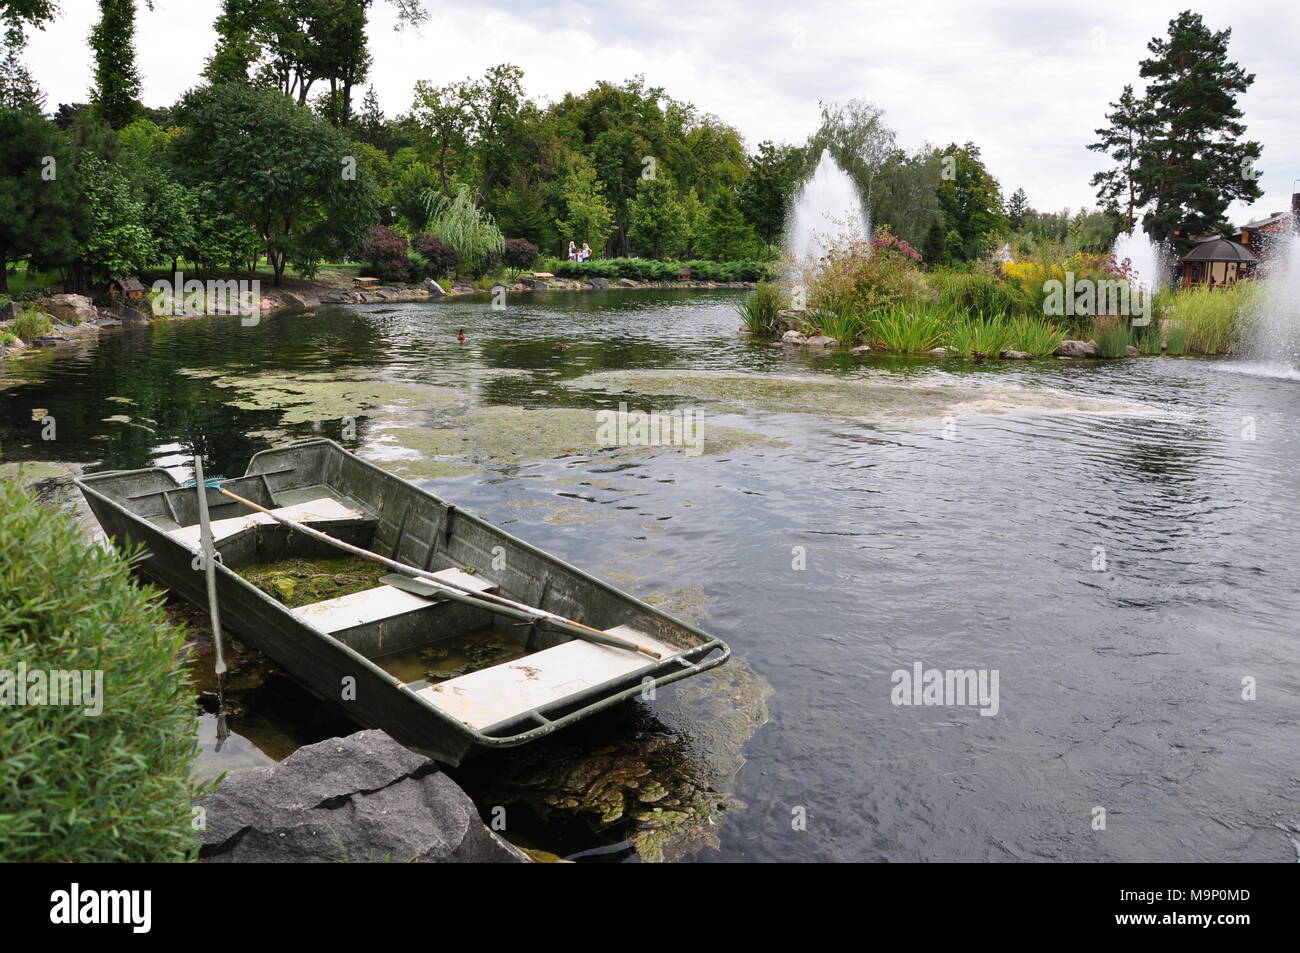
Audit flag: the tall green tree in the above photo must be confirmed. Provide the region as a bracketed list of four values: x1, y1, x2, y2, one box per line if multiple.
[696, 187, 758, 261]
[1132, 11, 1262, 247]
[89, 0, 141, 128]
[627, 175, 687, 259]
[736, 140, 807, 250]
[1005, 187, 1030, 231]
[0, 106, 77, 291]
[935, 142, 1007, 261]
[173, 84, 375, 284]
[1087, 85, 1152, 234]
[553, 158, 613, 256]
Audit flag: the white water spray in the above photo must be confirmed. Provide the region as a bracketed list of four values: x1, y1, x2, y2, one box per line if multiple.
[1238, 229, 1300, 378]
[784, 150, 869, 265]
[1111, 229, 1165, 297]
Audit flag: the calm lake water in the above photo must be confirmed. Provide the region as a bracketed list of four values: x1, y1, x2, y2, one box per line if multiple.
[3, 288, 1298, 862]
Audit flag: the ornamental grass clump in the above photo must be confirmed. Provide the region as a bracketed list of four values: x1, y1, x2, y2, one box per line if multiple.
[0, 480, 204, 861]
[736, 280, 786, 334]
[867, 303, 948, 353]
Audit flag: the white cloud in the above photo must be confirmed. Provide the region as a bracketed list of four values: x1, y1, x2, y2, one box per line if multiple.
[20, 0, 1300, 222]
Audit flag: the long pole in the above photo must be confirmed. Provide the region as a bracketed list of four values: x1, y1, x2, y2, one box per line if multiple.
[217, 487, 660, 659]
[194, 456, 227, 675]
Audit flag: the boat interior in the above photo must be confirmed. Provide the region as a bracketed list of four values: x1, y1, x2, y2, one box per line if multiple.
[82, 440, 708, 734]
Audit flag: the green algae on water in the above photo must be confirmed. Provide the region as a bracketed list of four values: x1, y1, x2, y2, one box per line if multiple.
[236, 556, 389, 608]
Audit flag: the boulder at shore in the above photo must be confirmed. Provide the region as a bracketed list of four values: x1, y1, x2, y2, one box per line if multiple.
[1055, 339, 1098, 358]
[196, 729, 529, 863]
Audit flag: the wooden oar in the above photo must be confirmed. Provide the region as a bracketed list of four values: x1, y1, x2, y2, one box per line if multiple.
[378, 573, 657, 655]
[216, 487, 660, 659]
[194, 456, 227, 676]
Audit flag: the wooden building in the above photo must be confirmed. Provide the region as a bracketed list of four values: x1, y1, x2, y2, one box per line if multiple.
[1177, 238, 1258, 288]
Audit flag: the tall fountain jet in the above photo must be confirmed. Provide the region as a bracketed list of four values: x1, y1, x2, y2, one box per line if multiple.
[784, 150, 870, 266]
[1111, 228, 1165, 299]
[1240, 193, 1300, 378]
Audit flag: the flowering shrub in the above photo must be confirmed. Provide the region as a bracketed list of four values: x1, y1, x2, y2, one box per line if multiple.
[803, 227, 929, 315]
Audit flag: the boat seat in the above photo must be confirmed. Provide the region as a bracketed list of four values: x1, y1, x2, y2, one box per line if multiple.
[169, 497, 366, 550]
[415, 625, 679, 730]
[292, 568, 496, 634]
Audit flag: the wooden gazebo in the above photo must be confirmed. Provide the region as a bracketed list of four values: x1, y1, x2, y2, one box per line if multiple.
[1178, 238, 1258, 288]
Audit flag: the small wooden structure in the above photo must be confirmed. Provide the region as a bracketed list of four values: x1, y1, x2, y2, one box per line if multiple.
[1178, 238, 1258, 288]
[109, 276, 145, 300]
[353, 276, 381, 288]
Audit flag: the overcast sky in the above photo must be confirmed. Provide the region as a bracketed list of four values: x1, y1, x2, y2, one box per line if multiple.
[20, 0, 1300, 223]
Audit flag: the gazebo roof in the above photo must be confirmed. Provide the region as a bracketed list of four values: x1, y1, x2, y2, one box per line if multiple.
[1180, 239, 1258, 264]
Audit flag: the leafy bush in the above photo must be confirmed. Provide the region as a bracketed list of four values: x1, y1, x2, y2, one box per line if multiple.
[551, 257, 773, 282]
[0, 480, 203, 861]
[801, 229, 929, 317]
[934, 268, 1028, 316]
[0, 331, 16, 347]
[502, 238, 540, 275]
[737, 280, 786, 334]
[364, 225, 412, 283]
[411, 233, 459, 280]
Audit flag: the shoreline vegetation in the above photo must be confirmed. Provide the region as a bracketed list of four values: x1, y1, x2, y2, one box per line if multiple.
[737, 234, 1263, 360]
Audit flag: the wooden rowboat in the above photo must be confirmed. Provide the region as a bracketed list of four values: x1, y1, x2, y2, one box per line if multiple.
[75, 438, 729, 765]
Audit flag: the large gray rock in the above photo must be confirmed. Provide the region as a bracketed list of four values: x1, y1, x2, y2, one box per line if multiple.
[780, 329, 808, 345]
[0, 300, 16, 323]
[587, 277, 610, 289]
[280, 292, 310, 309]
[804, 334, 837, 347]
[1000, 349, 1033, 360]
[1055, 339, 1098, 358]
[424, 278, 447, 296]
[197, 730, 529, 863]
[45, 293, 96, 325]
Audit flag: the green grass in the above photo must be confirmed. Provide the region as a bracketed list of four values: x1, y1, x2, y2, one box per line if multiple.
[945, 311, 1016, 357]
[806, 299, 866, 342]
[1006, 316, 1067, 356]
[11, 307, 51, 341]
[1132, 320, 1164, 355]
[1091, 317, 1133, 358]
[1164, 323, 1188, 356]
[1168, 284, 1257, 355]
[867, 304, 948, 353]
[736, 281, 786, 335]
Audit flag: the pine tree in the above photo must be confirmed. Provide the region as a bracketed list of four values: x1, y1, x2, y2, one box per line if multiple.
[0, 35, 43, 109]
[1087, 85, 1152, 234]
[1133, 11, 1262, 247]
[89, 0, 142, 128]
[1005, 188, 1029, 231]
[921, 218, 947, 266]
